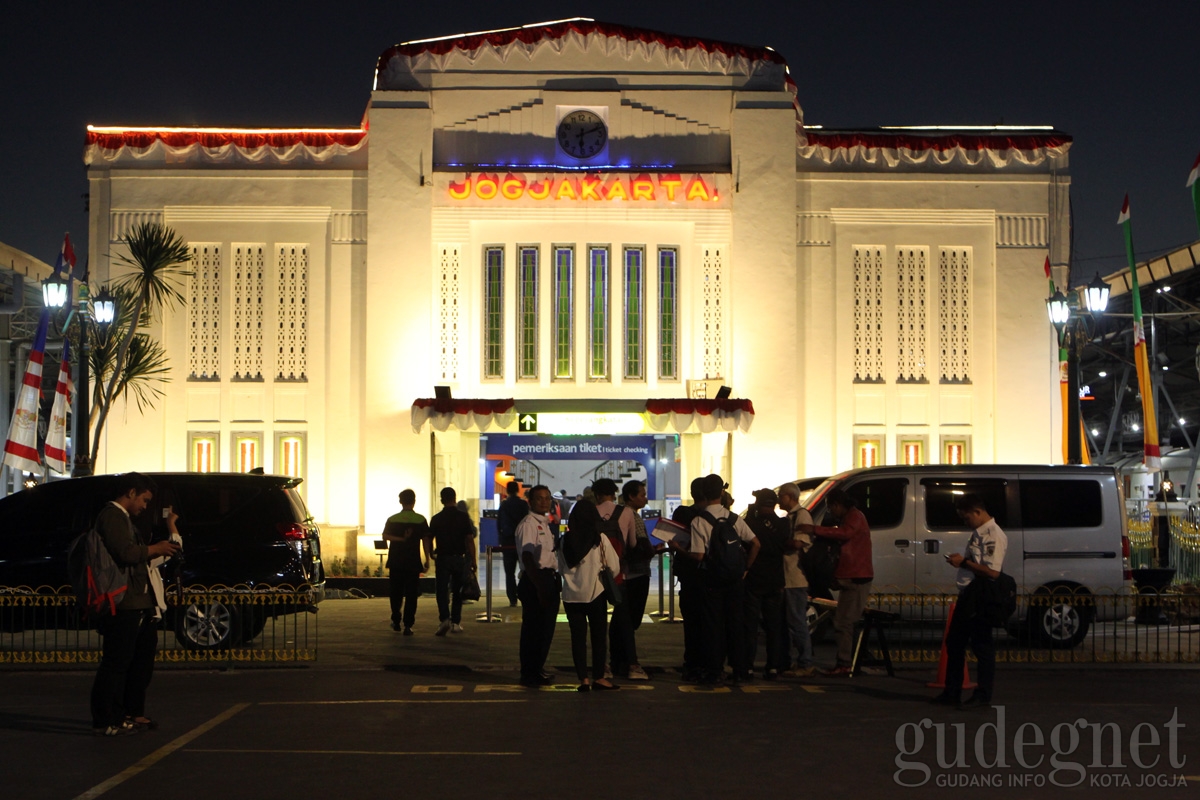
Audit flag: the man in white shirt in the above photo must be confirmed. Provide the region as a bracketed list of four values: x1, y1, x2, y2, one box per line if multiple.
[778, 482, 816, 677]
[931, 493, 1008, 709]
[516, 485, 560, 686]
[673, 473, 760, 683]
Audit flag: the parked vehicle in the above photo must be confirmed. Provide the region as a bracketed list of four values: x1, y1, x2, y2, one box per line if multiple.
[0, 473, 324, 649]
[801, 465, 1134, 647]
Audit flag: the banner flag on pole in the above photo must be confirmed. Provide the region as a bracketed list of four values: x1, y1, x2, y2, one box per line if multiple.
[44, 339, 72, 474]
[1120, 195, 1160, 470]
[2, 309, 51, 473]
[54, 233, 76, 275]
[1188, 152, 1200, 238]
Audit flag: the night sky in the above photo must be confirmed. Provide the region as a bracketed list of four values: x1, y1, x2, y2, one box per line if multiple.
[3, 1, 1197, 280]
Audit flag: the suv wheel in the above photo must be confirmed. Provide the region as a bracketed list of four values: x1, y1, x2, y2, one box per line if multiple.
[1029, 586, 1091, 648]
[175, 600, 241, 649]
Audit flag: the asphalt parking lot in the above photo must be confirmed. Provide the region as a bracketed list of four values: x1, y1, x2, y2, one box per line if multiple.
[3, 596, 1199, 800]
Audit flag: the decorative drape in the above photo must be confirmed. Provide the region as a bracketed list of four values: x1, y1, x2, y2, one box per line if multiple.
[797, 131, 1072, 169]
[644, 398, 755, 434]
[411, 398, 517, 433]
[84, 129, 367, 166]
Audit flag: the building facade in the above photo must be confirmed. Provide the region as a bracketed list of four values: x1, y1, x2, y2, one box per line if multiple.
[84, 20, 1070, 562]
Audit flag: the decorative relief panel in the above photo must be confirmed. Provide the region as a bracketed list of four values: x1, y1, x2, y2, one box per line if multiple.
[938, 247, 971, 384]
[331, 211, 367, 244]
[187, 244, 221, 381]
[232, 245, 265, 381]
[701, 245, 726, 379]
[110, 210, 164, 242]
[796, 213, 832, 246]
[896, 247, 927, 383]
[276, 245, 308, 381]
[438, 245, 462, 382]
[853, 246, 885, 383]
[996, 214, 1049, 248]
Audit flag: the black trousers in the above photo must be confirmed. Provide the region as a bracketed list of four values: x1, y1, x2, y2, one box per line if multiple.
[743, 586, 787, 673]
[566, 595, 609, 681]
[944, 603, 996, 701]
[90, 610, 159, 728]
[435, 556, 466, 624]
[518, 570, 560, 679]
[609, 574, 649, 672]
[676, 560, 702, 673]
[700, 578, 746, 678]
[389, 569, 421, 628]
[501, 545, 519, 605]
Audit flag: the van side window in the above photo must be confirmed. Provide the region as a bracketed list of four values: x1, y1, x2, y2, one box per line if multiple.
[923, 479, 1008, 529]
[846, 478, 908, 529]
[1021, 480, 1102, 527]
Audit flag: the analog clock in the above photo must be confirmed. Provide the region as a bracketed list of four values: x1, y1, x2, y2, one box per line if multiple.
[557, 109, 607, 159]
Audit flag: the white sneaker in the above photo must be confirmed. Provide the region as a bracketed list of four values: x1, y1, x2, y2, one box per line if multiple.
[603, 665, 613, 681]
[435, 620, 451, 637]
[450, 623, 464, 634]
[626, 665, 649, 681]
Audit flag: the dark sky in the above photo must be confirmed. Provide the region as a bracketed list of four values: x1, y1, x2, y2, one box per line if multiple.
[3, 1, 1197, 281]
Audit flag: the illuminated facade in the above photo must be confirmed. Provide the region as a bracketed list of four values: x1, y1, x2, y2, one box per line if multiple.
[84, 19, 1071, 558]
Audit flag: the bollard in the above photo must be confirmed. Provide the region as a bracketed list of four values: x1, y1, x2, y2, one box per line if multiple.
[475, 545, 502, 622]
[649, 550, 668, 618]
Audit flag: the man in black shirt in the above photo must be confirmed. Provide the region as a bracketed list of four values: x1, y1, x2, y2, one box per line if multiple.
[382, 489, 431, 634]
[742, 489, 790, 680]
[496, 481, 528, 607]
[430, 487, 477, 636]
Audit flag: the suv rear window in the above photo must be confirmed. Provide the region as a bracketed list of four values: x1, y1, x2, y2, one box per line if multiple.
[1020, 479, 1102, 528]
[845, 478, 908, 529]
[923, 478, 1009, 529]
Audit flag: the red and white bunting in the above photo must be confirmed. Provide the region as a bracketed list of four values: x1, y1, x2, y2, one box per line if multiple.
[411, 398, 517, 433]
[644, 398, 755, 434]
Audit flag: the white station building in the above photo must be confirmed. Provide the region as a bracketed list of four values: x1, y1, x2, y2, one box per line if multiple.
[84, 19, 1071, 564]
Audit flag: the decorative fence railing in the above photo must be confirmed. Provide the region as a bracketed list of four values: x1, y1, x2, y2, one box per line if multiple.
[860, 588, 1200, 665]
[1125, 504, 1200, 583]
[0, 584, 318, 666]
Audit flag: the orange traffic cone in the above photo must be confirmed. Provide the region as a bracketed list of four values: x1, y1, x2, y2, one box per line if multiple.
[927, 600, 976, 689]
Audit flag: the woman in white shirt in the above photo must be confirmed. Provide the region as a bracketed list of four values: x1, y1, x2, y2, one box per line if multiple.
[558, 501, 620, 692]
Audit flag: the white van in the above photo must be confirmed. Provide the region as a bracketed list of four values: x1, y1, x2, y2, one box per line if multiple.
[802, 465, 1134, 647]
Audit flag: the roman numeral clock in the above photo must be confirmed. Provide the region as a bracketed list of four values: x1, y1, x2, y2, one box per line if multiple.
[557, 109, 607, 159]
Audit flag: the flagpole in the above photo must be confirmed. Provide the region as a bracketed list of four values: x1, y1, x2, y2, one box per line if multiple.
[73, 281, 92, 476]
[1120, 195, 1161, 472]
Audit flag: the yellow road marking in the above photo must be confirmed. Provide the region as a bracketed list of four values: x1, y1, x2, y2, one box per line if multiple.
[73, 703, 250, 800]
[260, 698, 526, 705]
[185, 748, 520, 756]
[800, 685, 825, 693]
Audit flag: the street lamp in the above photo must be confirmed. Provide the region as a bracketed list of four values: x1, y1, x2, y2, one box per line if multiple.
[41, 275, 116, 477]
[1047, 274, 1110, 464]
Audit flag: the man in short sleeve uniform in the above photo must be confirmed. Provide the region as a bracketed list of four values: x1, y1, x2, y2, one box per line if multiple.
[383, 489, 431, 635]
[516, 485, 560, 686]
[932, 494, 1008, 709]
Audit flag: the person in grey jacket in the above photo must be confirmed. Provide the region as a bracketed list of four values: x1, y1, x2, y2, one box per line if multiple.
[90, 473, 180, 736]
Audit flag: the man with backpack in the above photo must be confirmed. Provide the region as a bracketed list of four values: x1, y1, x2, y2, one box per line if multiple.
[674, 473, 760, 684]
[496, 481, 527, 607]
[930, 494, 1008, 709]
[799, 488, 873, 676]
[88, 473, 180, 736]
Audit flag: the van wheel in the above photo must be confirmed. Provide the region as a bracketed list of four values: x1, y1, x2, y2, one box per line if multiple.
[1029, 587, 1091, 648]
[175, 600, 241, 650]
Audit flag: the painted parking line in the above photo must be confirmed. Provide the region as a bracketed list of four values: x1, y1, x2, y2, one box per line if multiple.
[72, 703, 251, 800]
[259, 698, 527, 705]
[185, 748, 520, 756]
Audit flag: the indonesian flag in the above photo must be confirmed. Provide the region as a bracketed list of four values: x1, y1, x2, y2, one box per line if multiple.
[44, 339, 72, 474]
[2, 309, 50, 473]
[1190, 152, 1200, 238]
[1120, 196, 1160, 470]
[54, 233, 76, 274]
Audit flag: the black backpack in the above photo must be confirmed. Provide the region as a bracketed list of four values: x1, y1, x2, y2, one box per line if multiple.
[67, 527, 130, 619]
[698, 510, 746, 585]
[800, 536, 841, 593]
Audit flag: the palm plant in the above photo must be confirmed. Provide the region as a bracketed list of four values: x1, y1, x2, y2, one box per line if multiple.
[87, 284, 172, 431]
[91, 222, 190, 463]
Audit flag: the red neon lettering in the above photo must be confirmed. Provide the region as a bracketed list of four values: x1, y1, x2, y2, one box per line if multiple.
[527, 178, 552, 200]
[631, 175, 655, 200]
[474, 174, 499, 200]
[500, 174, 526, 200]
[685, 176, 710, 202]
[659, 175, 682, 201]
[448, 176, 472, 200]
[555, 179, 578, 200]
[604, 178, 629, 201]
[579, 176, 602, 200]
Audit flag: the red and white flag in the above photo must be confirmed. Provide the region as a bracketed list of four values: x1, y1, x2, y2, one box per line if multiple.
[44, 339, 72, 474]
[3, 309, 50, 473]
[1188, 152, 1200, 189]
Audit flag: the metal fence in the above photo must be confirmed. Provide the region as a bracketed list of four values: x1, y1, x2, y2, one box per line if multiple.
[1125, 504, 1200, 583]
[0, 584, 318, 667]
[862, 588, 1200, 665]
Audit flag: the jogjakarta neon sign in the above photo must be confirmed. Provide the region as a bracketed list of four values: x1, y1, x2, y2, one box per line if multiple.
[447, 173, 720, 203]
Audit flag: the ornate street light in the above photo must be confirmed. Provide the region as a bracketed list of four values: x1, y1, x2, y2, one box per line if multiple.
[1047, 274, 1111, 464]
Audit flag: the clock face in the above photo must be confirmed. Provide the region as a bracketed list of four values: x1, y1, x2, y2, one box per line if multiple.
[557, 109, 607, 159]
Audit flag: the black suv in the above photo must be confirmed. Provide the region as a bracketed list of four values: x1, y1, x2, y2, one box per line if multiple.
[0, 472, 324, 649]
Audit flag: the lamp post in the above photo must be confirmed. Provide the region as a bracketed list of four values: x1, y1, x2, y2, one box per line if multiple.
[41, 275, 116, 477]
[1047, 274, 1110, 464]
